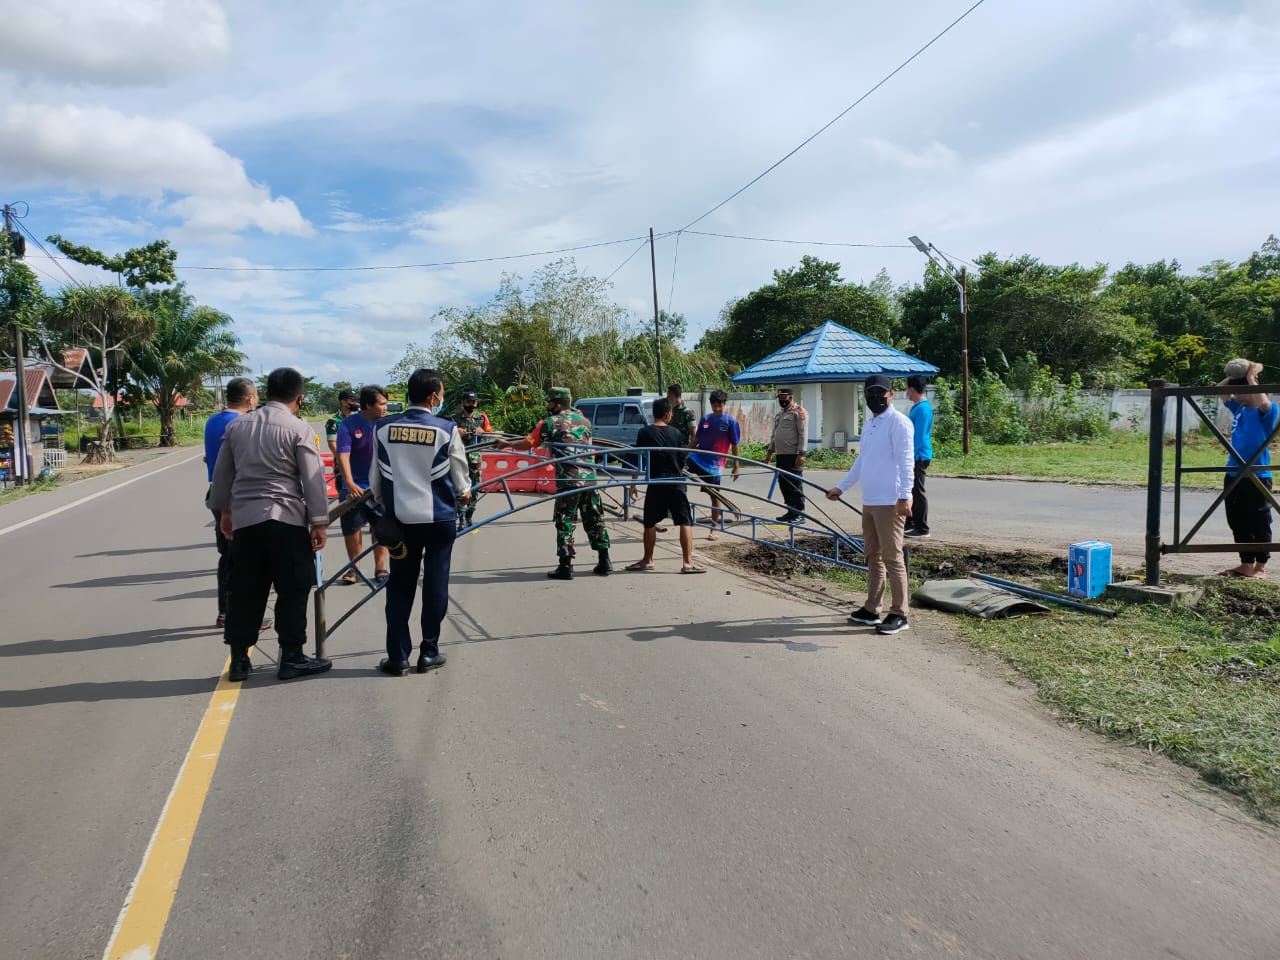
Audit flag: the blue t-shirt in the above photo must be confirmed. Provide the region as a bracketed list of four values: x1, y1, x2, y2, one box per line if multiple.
[203, 409, 239, 482]
[690, 412, 741, 474]
[335, 411, 378, 492]
[1225, 399, 1279, 479]
[909, 399, 934, 462]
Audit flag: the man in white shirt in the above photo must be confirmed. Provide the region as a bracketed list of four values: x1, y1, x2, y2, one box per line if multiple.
[825, 374, 915, 635]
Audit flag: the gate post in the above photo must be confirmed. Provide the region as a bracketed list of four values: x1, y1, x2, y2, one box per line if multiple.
[1145, 380, 1166, 585]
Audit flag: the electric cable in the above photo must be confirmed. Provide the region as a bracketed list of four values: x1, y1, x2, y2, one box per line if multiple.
[12, 220, 88, 290]
[684, 230, 912, 249]
[666, 231, 682, 315]
[675, 0, 989, 233]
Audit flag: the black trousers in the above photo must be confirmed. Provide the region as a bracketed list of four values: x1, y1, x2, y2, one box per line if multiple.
[385, 521, 456, 662]
[775, 454, 805, 514]
[211, 509, 231, 616]
[910, 459, 930, 533]
[1224, 475, 1274, 565]
[225, 520, 315, 652]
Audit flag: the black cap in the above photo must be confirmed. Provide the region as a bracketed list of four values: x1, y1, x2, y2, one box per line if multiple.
[463, 391, 478, 400]
[338, 389, 357, 402]
[864, 374, 892, 391]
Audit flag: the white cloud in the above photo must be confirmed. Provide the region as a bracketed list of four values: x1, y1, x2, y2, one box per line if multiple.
[0, 104, 311, 239]
[0, 0, 231, 85]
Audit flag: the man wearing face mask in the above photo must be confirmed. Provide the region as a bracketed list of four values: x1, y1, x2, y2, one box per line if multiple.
[764, 387, 808, 522]
[495, 386, 612, 579]
[452, 391, 493, 529]
[825, 374, 915, 635]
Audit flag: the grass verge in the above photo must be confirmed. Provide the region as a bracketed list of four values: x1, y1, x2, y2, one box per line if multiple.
[726, 539, 1280, 819]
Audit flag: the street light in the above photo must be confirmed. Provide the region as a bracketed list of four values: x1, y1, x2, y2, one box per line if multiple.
[908, 236, 970, 454]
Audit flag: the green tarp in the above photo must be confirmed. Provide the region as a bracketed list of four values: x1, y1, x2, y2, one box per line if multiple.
[913, 579, 1050, 620]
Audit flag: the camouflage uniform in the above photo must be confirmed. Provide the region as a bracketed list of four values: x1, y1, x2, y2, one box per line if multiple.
[452, 406, 491, 525]
[538, 404, 610, 560]
[669, 403, 696, 447]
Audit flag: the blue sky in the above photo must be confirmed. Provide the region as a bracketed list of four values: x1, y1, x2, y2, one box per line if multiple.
[2, 0, 1277, 387]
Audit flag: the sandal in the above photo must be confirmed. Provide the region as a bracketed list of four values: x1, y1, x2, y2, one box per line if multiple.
[340, 571, 359, 585]
[680, 564, 707, 574]
[626, 560, 655, 572]
[375, 569, 390, 582]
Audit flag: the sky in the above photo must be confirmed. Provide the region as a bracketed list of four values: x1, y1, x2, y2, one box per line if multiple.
[1, 0, 1277, 387]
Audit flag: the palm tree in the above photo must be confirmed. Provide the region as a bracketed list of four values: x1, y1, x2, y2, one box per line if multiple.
[39, 285, 152, 460]
[129, 285, 245, 445]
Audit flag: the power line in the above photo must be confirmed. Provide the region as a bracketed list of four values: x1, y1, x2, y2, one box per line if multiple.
[666, 231, 682, 315]
[685, 230, 912, 249]
[606, 237, 658, 282]
[11, 219, 88, 290]
[675, 0, 988, 233]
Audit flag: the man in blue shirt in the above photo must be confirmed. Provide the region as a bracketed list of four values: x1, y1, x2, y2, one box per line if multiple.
[203, 377, 257, 628]
[336, 385, 389, 583]
[905, 375, 934, 539]
[1218, 359, 1278, 579]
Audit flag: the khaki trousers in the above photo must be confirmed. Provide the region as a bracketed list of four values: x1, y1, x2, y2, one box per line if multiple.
[863, 504, 908, 618]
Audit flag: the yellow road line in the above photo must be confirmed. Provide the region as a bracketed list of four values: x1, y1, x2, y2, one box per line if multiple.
[101, 653, 250, 960]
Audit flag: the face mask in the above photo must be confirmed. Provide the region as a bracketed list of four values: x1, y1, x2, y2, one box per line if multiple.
[866, 393, 889, 414]
[430, 400, 444, 415]
[777, 397, 790, 408]
[463, 403, 476, 412]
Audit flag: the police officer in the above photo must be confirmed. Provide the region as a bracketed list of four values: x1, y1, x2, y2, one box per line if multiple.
[369, 368, 472, 676]
[496, 386, 611, 579]
[452, 390, 492, 529]
[208, 367, 332, 682]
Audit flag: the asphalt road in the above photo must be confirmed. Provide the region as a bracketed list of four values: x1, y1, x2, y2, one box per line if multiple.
[1, 451, 1277, 959]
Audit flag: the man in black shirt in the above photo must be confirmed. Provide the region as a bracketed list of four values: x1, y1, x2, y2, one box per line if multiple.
[626, 397, 705, 573]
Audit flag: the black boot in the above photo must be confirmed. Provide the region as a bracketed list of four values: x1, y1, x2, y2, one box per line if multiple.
[547, 560, 574, 580]
[228, 647, 252, 682]
[593, 550, 613, 576]
[277, 645, 333, 681]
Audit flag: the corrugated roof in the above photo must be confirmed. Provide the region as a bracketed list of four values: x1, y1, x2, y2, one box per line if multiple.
[0, 369, 62, 412]
[731, 321, 939, 385]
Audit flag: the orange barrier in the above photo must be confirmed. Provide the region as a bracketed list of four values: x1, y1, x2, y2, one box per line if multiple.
[320, 451, 338, 500]
[478, 450, 556, 493]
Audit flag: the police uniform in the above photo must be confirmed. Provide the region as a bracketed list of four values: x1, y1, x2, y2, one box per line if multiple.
[452, 396, 492, 527]
[370, 405, 471, 673]
[528, 387, 610, 578]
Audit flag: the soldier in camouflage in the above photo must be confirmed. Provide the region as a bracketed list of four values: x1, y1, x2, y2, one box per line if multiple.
[495, 386, 612, 580]
[667, 383, 695, 446]
[452, 391, 492, 529]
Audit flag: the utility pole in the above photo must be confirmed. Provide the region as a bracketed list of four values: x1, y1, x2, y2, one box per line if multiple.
[4, 203, 30, 485]
[909, 236, 970, 454]
[649, 227, 664, 394]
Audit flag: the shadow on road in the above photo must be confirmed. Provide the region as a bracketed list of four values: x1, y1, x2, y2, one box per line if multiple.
[77, 542, 211, 558]
[52, 568, 210, 589]
[0, 626, 213, 657]
[0, 676, 218, 708]
[629, 616, 847, 652]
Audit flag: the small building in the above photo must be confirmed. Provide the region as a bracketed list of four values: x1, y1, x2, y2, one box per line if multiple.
[0, 367, 64, 480]
[731, 320, 939, 449]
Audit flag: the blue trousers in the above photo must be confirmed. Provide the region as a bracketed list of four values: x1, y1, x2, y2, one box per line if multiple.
[384, 521, 456, 662]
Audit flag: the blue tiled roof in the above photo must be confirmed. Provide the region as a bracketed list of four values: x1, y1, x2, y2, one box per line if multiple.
[731, 320, 939, 385]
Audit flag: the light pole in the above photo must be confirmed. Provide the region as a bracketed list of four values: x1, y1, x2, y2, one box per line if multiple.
[909, 236, 969, 454]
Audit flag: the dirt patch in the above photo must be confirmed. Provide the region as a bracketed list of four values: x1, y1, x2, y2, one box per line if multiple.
[716, 535, 1068, 584]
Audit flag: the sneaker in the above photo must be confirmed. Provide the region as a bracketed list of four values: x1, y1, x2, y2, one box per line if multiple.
[775, 513, 800, 523]
[904, 529, 930, 539]
[876, 614, 910, 635]
[847, 607, 881, 626]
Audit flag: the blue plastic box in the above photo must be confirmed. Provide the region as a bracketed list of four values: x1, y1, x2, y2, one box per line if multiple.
[1068, 541, 1112, 598]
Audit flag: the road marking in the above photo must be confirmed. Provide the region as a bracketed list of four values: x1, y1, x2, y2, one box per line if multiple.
[101, 654, 247, 960]
[0, 452, 202, 538]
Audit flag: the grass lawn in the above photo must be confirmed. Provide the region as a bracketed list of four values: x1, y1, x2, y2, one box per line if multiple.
[744, 432, 1237, 487]
[726, 539, 1280, 820]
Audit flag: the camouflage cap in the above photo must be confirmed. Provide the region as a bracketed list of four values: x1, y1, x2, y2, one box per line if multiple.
[546, 386, 572, 404]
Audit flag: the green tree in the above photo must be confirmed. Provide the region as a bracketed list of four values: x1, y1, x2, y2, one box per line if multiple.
[46, 236, 178, 290]
[37, 285, 152, 459]
[127, 285, 243, 445]
[1, 232, 48, 356]
[709, 256, 896, 366]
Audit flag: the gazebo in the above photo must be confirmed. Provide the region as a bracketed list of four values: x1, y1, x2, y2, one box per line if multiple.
[731, 320, 938, 450]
